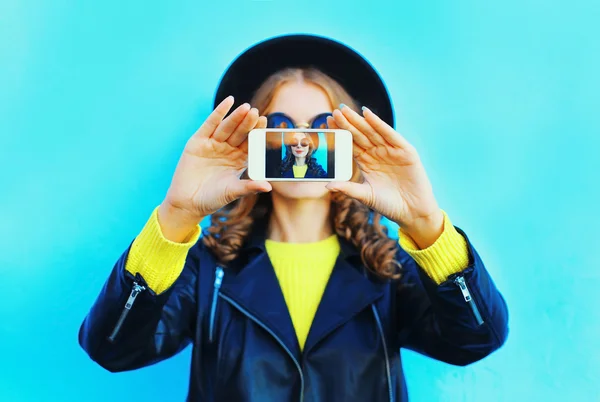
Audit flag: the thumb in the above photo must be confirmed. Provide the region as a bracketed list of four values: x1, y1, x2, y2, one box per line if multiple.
[227, 179, 272, 201]
[326, 181, 372, 205]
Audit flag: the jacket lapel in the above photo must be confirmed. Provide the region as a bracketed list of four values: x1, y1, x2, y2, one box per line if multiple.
[302, 239, 388, 355]
[219, 245, 301, 361]
[304, 251, 384, 353]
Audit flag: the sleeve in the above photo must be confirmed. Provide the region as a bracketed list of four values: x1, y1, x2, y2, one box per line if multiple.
[307, 160, 326, 178]
[125, 206, 201, 294]
[398, 210, 470, 284]
[395, 226, 509, 366]
[78, 211, 203, 373]
[317, 164, 327, 178]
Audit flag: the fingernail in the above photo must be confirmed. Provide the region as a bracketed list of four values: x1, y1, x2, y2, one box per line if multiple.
[339, 103, 346, 109]
[362, 106, 370, 112]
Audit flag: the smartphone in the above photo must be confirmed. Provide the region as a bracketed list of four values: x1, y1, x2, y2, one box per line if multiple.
[247, 129, 353, 181]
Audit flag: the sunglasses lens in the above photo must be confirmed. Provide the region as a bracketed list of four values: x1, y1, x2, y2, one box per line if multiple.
[291, 140, 309, 147]
[267, 113, 295, 129]
[311, 113, 332, 129]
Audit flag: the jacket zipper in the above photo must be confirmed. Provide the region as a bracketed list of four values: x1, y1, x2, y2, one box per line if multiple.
[218, 293, 305, 402]
[107, 276, 147, 342]
[209, 266, 225, 343]
[371, 305, 393, 402]
[454, 275, 484, 326]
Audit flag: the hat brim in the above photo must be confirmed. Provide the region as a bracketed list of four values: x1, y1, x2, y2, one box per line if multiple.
[213, 34, 395, 128]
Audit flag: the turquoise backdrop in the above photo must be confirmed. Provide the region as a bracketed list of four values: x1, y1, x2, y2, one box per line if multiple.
[1, 0, 598, 400]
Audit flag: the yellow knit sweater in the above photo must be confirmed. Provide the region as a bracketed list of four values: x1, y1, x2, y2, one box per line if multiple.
[292, 164, 308, 178]
[125, 207, 469, 350]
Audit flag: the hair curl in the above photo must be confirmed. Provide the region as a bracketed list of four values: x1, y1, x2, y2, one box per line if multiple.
[203, 68, 401, 280]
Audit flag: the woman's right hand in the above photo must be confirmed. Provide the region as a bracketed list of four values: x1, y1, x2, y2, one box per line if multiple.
[158, 96, 272, 242]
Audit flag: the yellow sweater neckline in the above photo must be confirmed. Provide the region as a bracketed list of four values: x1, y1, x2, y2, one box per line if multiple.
[265, 233, 339, 252]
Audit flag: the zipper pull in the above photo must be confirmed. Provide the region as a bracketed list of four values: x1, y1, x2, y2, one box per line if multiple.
[107, 280, 147, 343]
[209, 266, 225, 343]
[454, 276, 472, 302]
[453, 275, 484, 326]
[125, 283, 146, 307]
[214, 266, 224, 289]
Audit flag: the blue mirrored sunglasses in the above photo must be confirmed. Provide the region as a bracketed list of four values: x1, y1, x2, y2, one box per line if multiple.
[266, 112, 332, 129]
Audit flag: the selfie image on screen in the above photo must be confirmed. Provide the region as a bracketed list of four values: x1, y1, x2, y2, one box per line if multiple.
[265, 131, 335, 179]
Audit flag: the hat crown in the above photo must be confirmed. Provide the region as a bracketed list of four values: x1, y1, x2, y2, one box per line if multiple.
[214, 34, 395, 128]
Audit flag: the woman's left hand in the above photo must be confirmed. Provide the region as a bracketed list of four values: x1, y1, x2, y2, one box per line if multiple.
[326, 105, 444, 248]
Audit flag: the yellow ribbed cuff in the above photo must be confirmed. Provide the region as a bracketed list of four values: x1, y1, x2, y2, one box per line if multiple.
[398, 210, 470, 285]
[125, 206, 201, 294]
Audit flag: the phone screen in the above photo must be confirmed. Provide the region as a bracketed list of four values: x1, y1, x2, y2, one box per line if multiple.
[265, 131, 335, 179]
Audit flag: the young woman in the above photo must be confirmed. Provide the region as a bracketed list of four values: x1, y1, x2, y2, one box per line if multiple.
[79, 35, 508, 402]
[280, 131, 327, 179]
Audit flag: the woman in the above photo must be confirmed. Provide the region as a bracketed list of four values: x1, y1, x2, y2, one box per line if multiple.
[280, 131, 327, 179]
[79, 34, 508, 402]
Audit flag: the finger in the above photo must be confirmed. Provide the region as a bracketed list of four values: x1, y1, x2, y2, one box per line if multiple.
[237, 116, 266, 153]
[212, 103, 252, 142]
[325, 181, 372, 206]
[227, 108, 260, 147]
[340, 105, 387, 146]
[256, 115, 267, 129]
[328, 115, 368, 159]
[331, 109, 373, 151]
[239, 138, 249, 154]
[362, 106, 412, 149]
[227, 179, 272, 201]
[194, 96, 235, 138]
[326, 115, 340, 129]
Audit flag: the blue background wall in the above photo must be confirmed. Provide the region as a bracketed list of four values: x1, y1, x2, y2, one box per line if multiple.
[1, 0, 598, 400]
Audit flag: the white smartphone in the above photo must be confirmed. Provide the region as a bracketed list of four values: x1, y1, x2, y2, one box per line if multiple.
[247, 128, 353, 181]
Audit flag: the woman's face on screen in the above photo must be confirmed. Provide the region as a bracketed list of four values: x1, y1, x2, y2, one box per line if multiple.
[268, 81, 332, 200]
[291, 132, 310, 159]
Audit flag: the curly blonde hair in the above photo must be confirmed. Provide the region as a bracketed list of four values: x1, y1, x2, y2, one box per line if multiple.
[203, 68, 401, 279]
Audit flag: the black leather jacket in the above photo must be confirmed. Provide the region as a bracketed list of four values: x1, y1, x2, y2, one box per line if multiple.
[281, 162, 327, 179]
[79, 225, 508, 401]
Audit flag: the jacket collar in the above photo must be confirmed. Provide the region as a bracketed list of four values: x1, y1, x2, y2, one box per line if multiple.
[218, 225, 387, 360]
[240, 218, 361, 259]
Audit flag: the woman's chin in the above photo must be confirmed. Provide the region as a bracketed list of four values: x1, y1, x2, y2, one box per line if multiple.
[271, 181, 330, 200]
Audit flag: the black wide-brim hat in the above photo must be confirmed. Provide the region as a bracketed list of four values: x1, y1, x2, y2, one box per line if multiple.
[213, 34, 395, 128]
